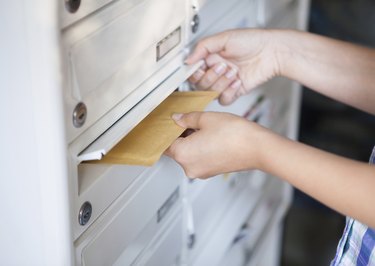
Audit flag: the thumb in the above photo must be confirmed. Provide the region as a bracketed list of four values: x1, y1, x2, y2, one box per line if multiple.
[172, 112, 205, 130]
[185, 33, 228, 65]
[164, 137, 184, 158]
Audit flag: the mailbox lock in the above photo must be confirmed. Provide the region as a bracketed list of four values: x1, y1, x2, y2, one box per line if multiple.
[72, 102, 87, 128]
[78, 201, 92, 226]
[65, 0, 81, 13]
[191, 14, 200, 33]
[188, 233, 196, 249]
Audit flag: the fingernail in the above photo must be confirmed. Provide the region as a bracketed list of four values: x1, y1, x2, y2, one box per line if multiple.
[225, 68, 237, 79]
[214, 62, 227, 75]
[172, 113, 183, 121]
[231, 79, 242, 89]
[193, 69, 205, 80]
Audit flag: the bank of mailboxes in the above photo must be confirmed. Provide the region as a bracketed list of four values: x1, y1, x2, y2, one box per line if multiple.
[61, 0, 302, 265]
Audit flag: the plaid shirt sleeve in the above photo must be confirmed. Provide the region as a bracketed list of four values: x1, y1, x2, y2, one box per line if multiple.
[331, 146, 375, 266]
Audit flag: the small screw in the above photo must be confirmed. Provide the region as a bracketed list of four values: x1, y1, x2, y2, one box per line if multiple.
[65, 0, 81, 13]
[78, 201, 92, 226]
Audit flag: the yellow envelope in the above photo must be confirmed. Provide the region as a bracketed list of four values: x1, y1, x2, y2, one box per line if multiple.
[86, 91, 218, 166]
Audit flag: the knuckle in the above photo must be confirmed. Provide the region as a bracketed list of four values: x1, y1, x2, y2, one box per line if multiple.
[211, 81, 228, 93]
[173, 149, 187, 165]
[167, 144, 178, 159]
[219, 92, 235, 105]
[196, 41, 206, 51]
[221, 89, 231, 100]
[185, 169, 199, 179]
[199, 73, 216, 87]
[195, 83, 207, 91]
[188, 76, 198, 84]
[206, 72, 217, 83]
[196, 112, 205, 125]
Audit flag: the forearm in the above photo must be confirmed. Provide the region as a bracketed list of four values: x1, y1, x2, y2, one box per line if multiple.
[256, 129, 375, 228]
[275, 30, 375, 114]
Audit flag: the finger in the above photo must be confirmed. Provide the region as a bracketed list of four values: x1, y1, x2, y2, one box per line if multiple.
[189, 53, 231, 87]
[188, 68, 205, 84]
[164, 137, 184, 158]
[210, 67, 238, 93]
[185, 32, 229, 64]
[200, 62, 208, 71]
[205, 53, 238, 71]
[195, 62, 227, 90]
[188, 61, 209, 85]
[172, 112, 205, 129]
[219, 80, 242, 105]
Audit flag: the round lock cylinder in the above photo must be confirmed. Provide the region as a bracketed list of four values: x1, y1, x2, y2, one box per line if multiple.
[65, 0, 81, 13]
[191, 14, 200, 33]
[72, 102, 87, 128]
[78, 201, 92, 226]
[187, 233, 196, 249]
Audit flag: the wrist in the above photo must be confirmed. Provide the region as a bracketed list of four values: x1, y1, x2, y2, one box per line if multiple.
[241, 122, 273, 171]
[269, 29, 297, 78]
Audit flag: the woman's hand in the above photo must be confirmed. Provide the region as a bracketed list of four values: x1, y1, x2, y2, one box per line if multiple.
[188, 28, 375, 114]
[187, 29, 284, 105]
[165, 111, 268, 179]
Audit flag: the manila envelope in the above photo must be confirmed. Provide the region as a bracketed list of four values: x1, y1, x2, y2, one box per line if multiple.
[86, 91, 218, 166]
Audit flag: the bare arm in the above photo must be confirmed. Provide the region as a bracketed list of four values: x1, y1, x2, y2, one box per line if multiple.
[168, 29, 375, 227]
[166, 112, 375, 228]
[277, 30, 375, 114]
[187, 29, 375, 114]
[259, 128, 375, 228]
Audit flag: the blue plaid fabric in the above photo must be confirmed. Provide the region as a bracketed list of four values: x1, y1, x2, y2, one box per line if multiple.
[331, 147, 375, 266]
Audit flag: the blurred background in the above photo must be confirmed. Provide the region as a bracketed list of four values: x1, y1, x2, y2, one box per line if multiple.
[281, 0, 375, 265]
